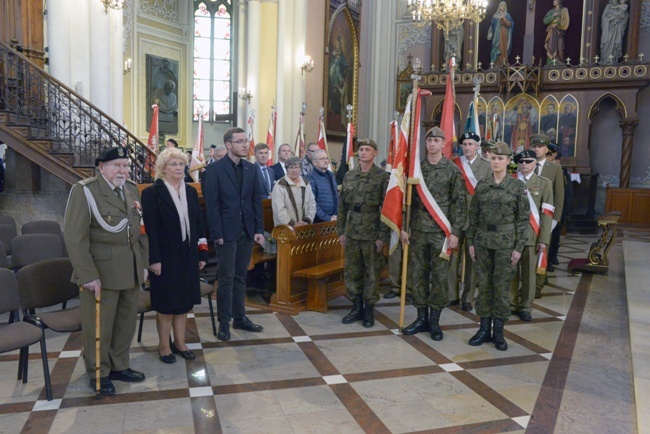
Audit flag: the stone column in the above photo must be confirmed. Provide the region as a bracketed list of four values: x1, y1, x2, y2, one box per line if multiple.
[46, 0, 72, 84]
[619, 118, 638, 188]
[89, 1, 111, 113]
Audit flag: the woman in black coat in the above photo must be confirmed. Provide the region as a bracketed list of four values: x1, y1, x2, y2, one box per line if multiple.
[142, 148, 207, 364]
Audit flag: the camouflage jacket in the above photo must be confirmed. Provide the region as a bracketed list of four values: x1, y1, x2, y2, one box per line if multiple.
[410, 157, 467, 236]
[467, 175, 530, 252]
[337, 164, 390, 241]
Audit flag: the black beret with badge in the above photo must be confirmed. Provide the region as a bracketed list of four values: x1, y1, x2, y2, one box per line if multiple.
[95, 147, 129, 167]
[459, 131, 481, 143]
[513, 149, 536, 164]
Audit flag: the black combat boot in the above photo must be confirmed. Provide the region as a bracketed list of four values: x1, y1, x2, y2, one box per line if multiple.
[492, 318, 508, 351]
[402, 307, 429, 335]
[362, 304, 375, 328]
[342, 295, 364, 324]
[469, 317, 492, 346]
[429, 309, 443, 341]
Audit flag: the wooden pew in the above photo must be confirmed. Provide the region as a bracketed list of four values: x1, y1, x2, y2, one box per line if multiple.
[269, 222, 346, 315]
[248, 199, 275, 269]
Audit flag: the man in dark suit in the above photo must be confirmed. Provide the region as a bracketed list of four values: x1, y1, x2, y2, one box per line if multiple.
[254, 143, 276, 199]
[203, 127, 266, 341]
[64, 147, 149, 395]
[271, 143, 292, 180]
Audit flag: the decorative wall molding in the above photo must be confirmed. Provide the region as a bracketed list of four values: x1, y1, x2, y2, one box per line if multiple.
[123, 0, 134, 53]
[642, 1, 650, 32]
[139, 0, 179, 24]
[396, 23, 431, 71]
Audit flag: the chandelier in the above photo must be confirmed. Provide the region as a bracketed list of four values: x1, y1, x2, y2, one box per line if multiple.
[407, 0, 487, 34]
[101, 0, 125, 13]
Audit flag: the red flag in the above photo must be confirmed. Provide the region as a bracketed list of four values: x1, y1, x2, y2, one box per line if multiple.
[345, 120, 355, 169]
[266, 107, 277, 166]
[247, 110, 255, 161]
[410, 88, 454, 260]
[190, 108, 205, 182]
[294, 110, 305, 157]
[381, 94, 412, 253]
[386, 119, 399, 171]
[145, 104, 159, 176]
[440, 58, 457, 159]
[317, 108, 330, 156]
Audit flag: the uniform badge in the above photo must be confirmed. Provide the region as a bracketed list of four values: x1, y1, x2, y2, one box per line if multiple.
[118, 147, 125, 157]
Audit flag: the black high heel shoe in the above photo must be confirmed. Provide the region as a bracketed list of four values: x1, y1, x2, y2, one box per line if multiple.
[158, 351, 176, 364]
[171, 342, 196, 360]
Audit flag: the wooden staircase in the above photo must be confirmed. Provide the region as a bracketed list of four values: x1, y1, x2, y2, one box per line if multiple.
[0, 41, 155, 185]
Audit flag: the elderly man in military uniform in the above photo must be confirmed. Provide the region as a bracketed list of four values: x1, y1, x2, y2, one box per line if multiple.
[338, 139, 389, 328]
[400, 127, 467, 341]
[467, 142, 529, 351]
[510, 149, 554, 321]
[448, 131, 492, 312]
[531, 133, 564, 294]
[64, 147, 149, 396]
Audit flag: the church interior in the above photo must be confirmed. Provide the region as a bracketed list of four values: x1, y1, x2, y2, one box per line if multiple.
[1, 0, 650, 432]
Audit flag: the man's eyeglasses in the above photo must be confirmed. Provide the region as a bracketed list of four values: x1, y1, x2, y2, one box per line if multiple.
[230, 139, 247, 145]
[313, 157, 329, 161]
[519, 159, 536, 165]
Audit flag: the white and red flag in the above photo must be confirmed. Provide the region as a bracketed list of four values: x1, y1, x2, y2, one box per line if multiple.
[345, 118, 355, 170]
[247, 110, 256, 161]
[386, 118, 399, 172]
[266, 106, 277, 166]
[145, 104, 159, 176]
[409, 88, 454, 260]
[440, 57, 457, 159]
[294, 110, 305, 157]
[189, 107, 205, 182]
[381, 94, 412, 254]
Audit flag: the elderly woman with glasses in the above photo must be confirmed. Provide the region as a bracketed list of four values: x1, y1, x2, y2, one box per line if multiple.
[271, 156, 316, 227]
[141, 148, 207, 364]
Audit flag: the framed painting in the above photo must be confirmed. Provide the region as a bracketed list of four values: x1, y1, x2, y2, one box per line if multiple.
[395, 80, 413, 112]
[146, 54, 179, 134]
[324, 1, 360, 137]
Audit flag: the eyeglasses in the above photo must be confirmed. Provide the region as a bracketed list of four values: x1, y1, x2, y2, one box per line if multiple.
[313, 157, 329, 161]
[287, 165, 300, 170]
[167, 162, 185, 167]
[519, 159, 536, 165]
[230, 139, 247, 145]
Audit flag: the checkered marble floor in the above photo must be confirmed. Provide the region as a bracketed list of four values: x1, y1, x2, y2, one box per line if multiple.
[0, 231, 643, 433]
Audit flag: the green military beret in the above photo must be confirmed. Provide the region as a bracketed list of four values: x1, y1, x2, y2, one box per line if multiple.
[481, 139, 496, 149]
[425, 126, 445, 139]
[530, 134, 551, 147]
[492, 141, 512, 156]
[357, 138, 378, 150]
[95, 147, 129, 167]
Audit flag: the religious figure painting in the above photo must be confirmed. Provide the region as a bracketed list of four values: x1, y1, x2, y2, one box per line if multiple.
[543, 0, 570, 65]
[396, 81, 413, 112]
[559, 95, 578, 157]
[504, 94, 539, 153]
[540, 96, 560, 144]
[324, 2, 359, 137]
[600, 0, 629, 64]
[476, 97, 487, 139]
[485, 97, 505, 142]
[487, 1, 514, 67]
[146, 55, 179, 134]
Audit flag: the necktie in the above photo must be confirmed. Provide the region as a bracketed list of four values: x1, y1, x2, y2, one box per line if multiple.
[537, 163, 542, 176]
[114, 187, 125, 206]
[263, 167, 271, 191]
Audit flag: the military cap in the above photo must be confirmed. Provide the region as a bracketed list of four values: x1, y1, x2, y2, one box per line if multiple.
[459, 131, 480, 143]
[209, 144, 217, 149]
[513, 149, 536, 164]
[481, 139, 496, 149]
[425, 126, 445, 139]
[492, 141, 512, 156]
[547, 142, 559, 153]
[530, 134, 551, 147]
[357, 138, 378, 150]
[95, 147, 129, 166]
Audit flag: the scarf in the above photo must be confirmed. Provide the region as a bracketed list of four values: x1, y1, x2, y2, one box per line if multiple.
[163, 180, 190, 242]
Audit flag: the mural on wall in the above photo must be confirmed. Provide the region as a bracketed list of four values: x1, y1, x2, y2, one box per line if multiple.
[559, 94, 578, 157]
[540, 95, 560, 143]
[324, 1, 360, 137]
[504, 94, 539, 153]
[147, 55, 179, 134]
[485, 97, 505, 142]
[476, 97, 487, 138]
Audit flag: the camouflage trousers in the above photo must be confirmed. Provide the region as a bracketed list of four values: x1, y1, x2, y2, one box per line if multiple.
[409, 230, 449, 310]
[389, 241, 413, 294]
[344, 238, 383, 305]
[474, 245, 517, 320]
[510, 245, 536, 313]
[448, 232, 478, 303]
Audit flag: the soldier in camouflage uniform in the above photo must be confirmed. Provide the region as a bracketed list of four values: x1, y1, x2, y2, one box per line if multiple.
[401, 127, 467, 341]
[337, 139, 390, 328]
[467, 142, 530, 351]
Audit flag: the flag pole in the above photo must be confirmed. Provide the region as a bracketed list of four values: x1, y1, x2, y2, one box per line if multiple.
[398, 68, 422, 332]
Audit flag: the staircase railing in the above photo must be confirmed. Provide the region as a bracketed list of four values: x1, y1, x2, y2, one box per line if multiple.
[0, 41, 155, 183]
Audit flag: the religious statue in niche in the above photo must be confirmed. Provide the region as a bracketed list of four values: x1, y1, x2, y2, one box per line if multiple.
[444, 24, 464, 64]
[487, 1, 514, 67]
[147, 55, 179, 134]
[600, 0, 629, 64]
[543, 0, 570, 65]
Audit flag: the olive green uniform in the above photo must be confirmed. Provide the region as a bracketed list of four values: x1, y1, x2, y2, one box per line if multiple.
[467, 175, 529, 320]
[64, 176, 148, 377]
[337, 165, 389, 305]
[510, 172, 553, 313]
[408, 157, 467, 310]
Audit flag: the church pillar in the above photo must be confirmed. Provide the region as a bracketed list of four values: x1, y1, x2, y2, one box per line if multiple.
[109, 9, 124, 123]
[46, 0, 72, 85]
[245, 0, 261, 134]
[69, 1, 90, 97]
[89, 2, 112, 114]
[619, 118, 638, 188]
[523, 0, 536, 63]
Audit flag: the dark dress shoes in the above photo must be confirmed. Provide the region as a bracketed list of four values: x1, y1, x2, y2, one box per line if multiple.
[217, 322, 231, 341]
[461, 302, 473, 312]
[233, 317, 264, 332]
[159, 352, 176, 364]
[108, 368, 146, 383]
[519, 311, 532, 322]
[383, 290, 398, 299]
[89, 377, 115, 396]
[405, 293, 414, 302]
[447, 299, 460, 307]
[546, 264, 555, 272]
[551, 258, 559, 265]
[171, 342, 196, 360]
